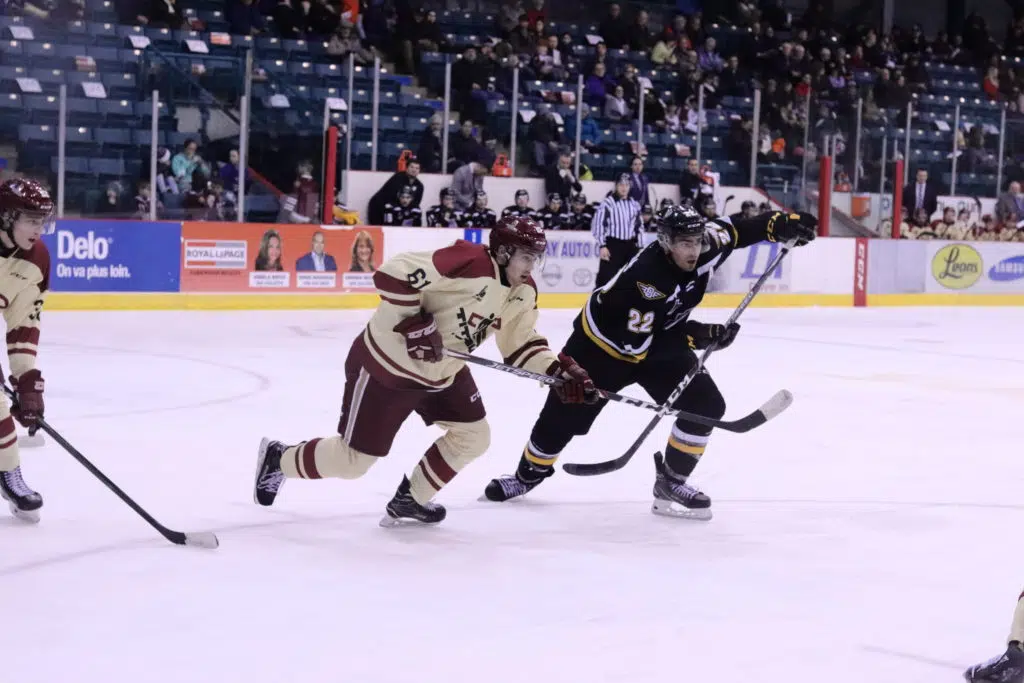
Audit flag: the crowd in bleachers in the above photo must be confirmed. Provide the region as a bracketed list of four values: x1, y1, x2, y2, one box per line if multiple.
[6, 0, 1024, 223]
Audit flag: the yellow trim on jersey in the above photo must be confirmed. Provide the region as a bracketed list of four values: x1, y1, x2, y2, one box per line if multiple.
[668, 436, 706, 455]
[524, 446, 558, 467]
[581, 298, 647, 364]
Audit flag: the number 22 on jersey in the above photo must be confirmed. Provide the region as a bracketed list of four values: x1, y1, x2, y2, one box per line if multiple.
[627, 309, 654, 334]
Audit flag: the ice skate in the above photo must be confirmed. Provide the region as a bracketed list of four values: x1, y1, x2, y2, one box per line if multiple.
[482, 458, 553, 502]
[965, 644, 1024, 683]
[254, 437, 287, 507]
[651, 452, 712, 521]
[380, 476, 446, 527]
[0, 466, 42, 523]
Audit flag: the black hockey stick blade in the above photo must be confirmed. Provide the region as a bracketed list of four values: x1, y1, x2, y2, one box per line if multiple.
[1, 385, 219, 549]
[562, 389, 794, 477]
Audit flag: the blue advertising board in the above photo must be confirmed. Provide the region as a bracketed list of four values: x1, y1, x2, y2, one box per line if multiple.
[42, 220, 181, 292]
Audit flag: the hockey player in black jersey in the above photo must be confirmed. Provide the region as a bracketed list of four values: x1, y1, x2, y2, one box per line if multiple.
[425, 188, 464, 227]
[463, 191, 497, 228]
[382, 187, 423, 226]
[502, 189, 533, 219]
[640, 203, 656, 231]
[568, 194, 595, 231]
[532, 193, 571, 230]
[483, 204, 817, 518]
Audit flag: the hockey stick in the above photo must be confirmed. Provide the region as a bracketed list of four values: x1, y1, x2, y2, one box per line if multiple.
[445, 349, 791, 433]
[0, 385, 219, 549]
[562, 239, 796, 476]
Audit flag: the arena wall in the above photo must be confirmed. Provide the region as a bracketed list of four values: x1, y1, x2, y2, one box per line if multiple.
[37, 217, 1024, 310]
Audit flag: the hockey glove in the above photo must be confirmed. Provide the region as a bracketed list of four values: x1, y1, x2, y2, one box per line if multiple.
[767, 212, 817, 246]
[685, 321, 741, 351]
[547, 353, 599, 404]
[394, 312, 444, 363]
[10, 369, 44, 429]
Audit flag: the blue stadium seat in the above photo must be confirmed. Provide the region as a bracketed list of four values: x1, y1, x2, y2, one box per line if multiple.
[89, 157, 125, 176]
[19, 124, 56, 143]
[94, 127, 132, 149]
[67, 97, 104, 126]
[50, 156, 90, 174]
[97, 98, 137, 124]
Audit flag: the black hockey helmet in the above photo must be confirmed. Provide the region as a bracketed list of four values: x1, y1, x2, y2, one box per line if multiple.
[572, 193, 587, 206]
[548, 192, 562, 204]
[439, 187, 453, 201]
[641, 203, 653, 217]
[515, 189, 529, 200]
[659, 197, 674, 210]
[656, 204, 704, 249]
[398, 186, 413, 201]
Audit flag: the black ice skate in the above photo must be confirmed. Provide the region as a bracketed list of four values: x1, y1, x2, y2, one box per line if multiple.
[0, 466, 42, 523]
[965, 643, 1024, 683]
[380, 476, 446, 527]
[651, 452, 712, 521]
[254, 437, 287, 507]
[482, 458, 553, 502]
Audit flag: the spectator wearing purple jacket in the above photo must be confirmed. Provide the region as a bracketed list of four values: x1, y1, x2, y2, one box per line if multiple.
[585, 62, 615, 108]
[697, 36, 724, 72]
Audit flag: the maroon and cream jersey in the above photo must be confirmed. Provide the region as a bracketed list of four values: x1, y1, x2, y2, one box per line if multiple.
[366, 240, 556, 389]
[0, 241, 49, 379]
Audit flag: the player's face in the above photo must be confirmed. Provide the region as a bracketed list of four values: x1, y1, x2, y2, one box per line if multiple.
[476, 197, 487, 209]
[667, 235, 702, 271]
[550, 199, 561, 211]
[443, 197, 454, 209]
[399, 194, 411, 207]
[12, 213, 47, 250]
[505, 248, 542, 284]
[516, 196, 528, 208]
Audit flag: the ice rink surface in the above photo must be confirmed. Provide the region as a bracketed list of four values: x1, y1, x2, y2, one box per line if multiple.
[3, 305, 1023, 682]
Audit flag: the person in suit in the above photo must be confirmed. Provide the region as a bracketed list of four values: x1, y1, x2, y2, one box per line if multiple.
[626, 155, 651, 205]
[995, 181, 1024, 228]
[902, 168, 938, 220]
[367, 157, 424, 224]
[295, 231, 338, 272]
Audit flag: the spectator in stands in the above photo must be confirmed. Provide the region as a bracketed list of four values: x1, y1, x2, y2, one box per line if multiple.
[417, 115, 444, 173]
[272, 0, 302, 39]
[450, 161, 488, 212]
[568, 103, 602, 153]
[679, 157, 712, 205]
[528, 110, 562, 173]
[659, 14, 688, 44]
[497, 0, 523, 38]
[293, 160, 319, 222]
[628, 10, 655, 52]
[604, 84, 630, 121]
[526, 0, 545, 26]
[451, 120, 483, 169]
[996, 181, 1024, 226]
[227, 0, 265, 36]
[155, 148, 179, 196]
[328, 22, 374, 64]
[132, 0, 183, 28]
[452, 47, 489, 125]
[697, 37, 724, 72]
[625, 156, 650, 205]
[687, 12, 705, 45]
[172, 139, 208, 193]
[367, 156, 423, 224]
[599, 3, 628, 50]
[134, 180, 160, 219]
[719, 55, 747, 97]
[585, 62, 615, 108]
[903, 168, 939, 219]
[220, 149, 240, 194]
[545, 151, 582, 201]
[663, 102, 682, 132]
[983, 66, 1001, 100]
[618, 63, 640, 114]
[529, 18, 547, 46]
[96, 181, 128, 216]
[508, 14, 534, 54]
[532, 42, 565, 81]
[184, 169, 215, 221]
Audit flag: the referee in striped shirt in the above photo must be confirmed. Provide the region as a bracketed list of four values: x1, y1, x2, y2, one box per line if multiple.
[591, 173, 642, 288]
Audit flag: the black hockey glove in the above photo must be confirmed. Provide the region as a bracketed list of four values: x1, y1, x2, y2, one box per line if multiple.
[685, 321, 740, 351]
[766, 212, 817, 246]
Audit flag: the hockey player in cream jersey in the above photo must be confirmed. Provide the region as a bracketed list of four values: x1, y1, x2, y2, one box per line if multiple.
[0, 178, 54, 523]
[254, 216, 596, 525]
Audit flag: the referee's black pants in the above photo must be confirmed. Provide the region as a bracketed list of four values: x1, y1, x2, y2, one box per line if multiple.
[594, 237, 640, 289]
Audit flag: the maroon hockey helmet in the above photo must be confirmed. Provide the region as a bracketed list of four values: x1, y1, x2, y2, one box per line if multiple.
[489, 215, 546, 264]
[0, 178, 55, 235]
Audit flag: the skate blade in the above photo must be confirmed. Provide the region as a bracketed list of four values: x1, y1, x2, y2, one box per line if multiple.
[18, 432, 45, 448]
[7, 501, 39, 524]
[378, 514, 440, 528]
[651, 499, 712, 521]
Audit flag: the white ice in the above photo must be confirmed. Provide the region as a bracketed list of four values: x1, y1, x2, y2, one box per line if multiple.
[2, 306, 1023, 682]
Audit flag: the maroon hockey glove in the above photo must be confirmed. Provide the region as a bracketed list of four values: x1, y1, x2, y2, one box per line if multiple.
[10, 369, 44, 428]
[547, 353, 598, 404]
[394, 312, 444, 363]
[685, 321, 740, 351]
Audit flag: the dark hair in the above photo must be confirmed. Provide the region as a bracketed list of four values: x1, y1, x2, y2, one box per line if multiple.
[255, 229, 283, 271]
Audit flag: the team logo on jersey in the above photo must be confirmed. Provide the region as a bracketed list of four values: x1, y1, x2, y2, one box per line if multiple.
[474, 286, 488, 301]
[636, 281, 665, 300]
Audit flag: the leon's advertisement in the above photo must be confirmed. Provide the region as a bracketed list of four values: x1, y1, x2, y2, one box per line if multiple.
[180, 223, 384, 292]
[926, 241, 1024, 293]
